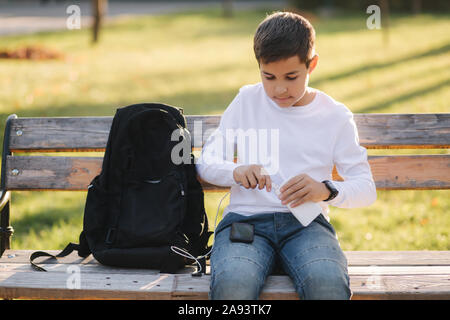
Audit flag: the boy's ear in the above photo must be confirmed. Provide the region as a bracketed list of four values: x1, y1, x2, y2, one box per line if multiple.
[308, 54, 319, 74]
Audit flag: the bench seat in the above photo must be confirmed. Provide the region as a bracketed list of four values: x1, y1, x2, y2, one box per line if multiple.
[1, 249, 449, 300]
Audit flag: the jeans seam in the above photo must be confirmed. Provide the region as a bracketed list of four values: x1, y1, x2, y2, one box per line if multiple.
[295, 258, 349, 288]
[212, 253, 275, 289]
[279, 249, 302, 290]
[289, 244, 339, 262]
[259, 252, 276, 290]
[216, 256, 266, 271]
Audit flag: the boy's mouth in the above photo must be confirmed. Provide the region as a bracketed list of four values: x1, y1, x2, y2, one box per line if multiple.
[274, 96, 292, 103]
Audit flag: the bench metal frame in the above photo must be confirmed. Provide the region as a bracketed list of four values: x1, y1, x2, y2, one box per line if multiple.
[0, 114, 17, 256]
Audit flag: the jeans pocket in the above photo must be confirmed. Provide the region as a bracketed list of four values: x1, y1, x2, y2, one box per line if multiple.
[315, 214, 337, 236]
[214, 212, 241, 236]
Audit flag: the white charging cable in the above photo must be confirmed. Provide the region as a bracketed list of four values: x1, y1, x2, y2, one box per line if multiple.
[170, 184, 240, 274]
[170, 179, 283, 273]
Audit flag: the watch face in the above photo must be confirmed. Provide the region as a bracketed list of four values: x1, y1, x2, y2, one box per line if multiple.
[328, 181, 337, 192]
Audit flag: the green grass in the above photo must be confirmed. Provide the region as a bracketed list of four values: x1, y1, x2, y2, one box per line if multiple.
[1, 8, 449, 251]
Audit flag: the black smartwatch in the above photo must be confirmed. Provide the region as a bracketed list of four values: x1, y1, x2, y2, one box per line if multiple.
[322, 180, 339, 202]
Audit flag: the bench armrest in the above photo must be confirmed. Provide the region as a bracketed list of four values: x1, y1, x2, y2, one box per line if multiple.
[0, 190, 11, 211]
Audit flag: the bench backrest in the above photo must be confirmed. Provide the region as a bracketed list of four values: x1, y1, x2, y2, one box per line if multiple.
[2, 113, 450, 192]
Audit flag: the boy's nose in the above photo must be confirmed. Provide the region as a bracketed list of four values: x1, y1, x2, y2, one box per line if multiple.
[274, 86, 288, 95]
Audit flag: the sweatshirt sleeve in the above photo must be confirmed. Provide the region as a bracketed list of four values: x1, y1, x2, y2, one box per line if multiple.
[195, 93, 241, 187]
[326, 111, 377, 208]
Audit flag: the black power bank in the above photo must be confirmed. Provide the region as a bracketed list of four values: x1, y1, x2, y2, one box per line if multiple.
[229, 222, 254, 243]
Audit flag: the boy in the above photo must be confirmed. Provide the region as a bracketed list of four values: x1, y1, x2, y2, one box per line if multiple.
[196, 12, 377, 300]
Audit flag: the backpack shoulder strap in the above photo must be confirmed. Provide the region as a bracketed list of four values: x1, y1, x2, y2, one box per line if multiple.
[30, 232, 90, 272]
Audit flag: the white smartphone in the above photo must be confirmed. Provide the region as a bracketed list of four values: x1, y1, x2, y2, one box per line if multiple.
[272, 175, 322, 227]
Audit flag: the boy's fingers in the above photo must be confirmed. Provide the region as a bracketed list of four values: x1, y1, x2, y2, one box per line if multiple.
[260, 168, 272, 192]
[261, 176, 267, 190]
[280, 178, 294, 193]
[256, 172, 266, 189]
[266, 176, 272, 192]
[290, 191, 311, 208]
[242, 165, 272, 190]
[247, 172, 258, 189]
[281, 180, 304, 200]
[283, 185, 309, 205]
[240, 175, 250, 188]
[280, 174, 305, 193]
[256, 166, 271, 190]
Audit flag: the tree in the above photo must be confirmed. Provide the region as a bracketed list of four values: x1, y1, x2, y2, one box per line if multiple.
[92, 0, 107, 44]
[222, 0, 233, 18]
[379, 0, 390, 45]
[412, 0, 422, 14]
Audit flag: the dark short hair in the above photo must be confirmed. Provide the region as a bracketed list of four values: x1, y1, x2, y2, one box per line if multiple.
[253, 12, 316, 67]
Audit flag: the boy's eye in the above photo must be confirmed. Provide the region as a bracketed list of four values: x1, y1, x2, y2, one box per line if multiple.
[264, 76, 297, 81]
[263, 75, 297, 81]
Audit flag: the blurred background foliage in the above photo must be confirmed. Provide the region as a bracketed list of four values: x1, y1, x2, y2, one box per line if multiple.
[289, 0, 450, 12]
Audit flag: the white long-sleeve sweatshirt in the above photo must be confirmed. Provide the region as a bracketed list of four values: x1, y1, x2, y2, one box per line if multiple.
[195, 83, 377, 220]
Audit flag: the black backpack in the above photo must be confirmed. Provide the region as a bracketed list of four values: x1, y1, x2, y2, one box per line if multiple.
[31, 103, 212, 273]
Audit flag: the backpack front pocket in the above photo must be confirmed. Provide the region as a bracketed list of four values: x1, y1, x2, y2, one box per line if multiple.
[115, 171, 186, 248]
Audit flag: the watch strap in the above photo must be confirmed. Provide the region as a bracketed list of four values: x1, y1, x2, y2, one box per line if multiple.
[322, 180, 338, 202]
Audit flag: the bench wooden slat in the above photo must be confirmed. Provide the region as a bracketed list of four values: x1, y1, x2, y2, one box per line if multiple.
[5, 155, 101, 191]
[9, 117, 112, 153]
[4, 263, 450, 276]
[0, 270, 175, 300]
[353, 113, 450, 149]
[5, 154, 450, 190]
[8, 114, 450, 152]
[1, 262, 449, 300]
[368, 155, 450, 190]
[3, 250, 450, 266]
[349, 274, 450, 300]
[344, 251, 450, 266]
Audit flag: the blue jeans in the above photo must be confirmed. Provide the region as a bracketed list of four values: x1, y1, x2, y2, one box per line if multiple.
[209, 212, 351, 300]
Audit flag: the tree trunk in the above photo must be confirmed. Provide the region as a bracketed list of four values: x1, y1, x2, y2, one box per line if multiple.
[412, 0, 422, 14]
[379, 0, 390, 46]
[92, 0, 107, 44]
[223, 0, 233, 18]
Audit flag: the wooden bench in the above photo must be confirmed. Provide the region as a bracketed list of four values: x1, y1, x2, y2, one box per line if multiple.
[1, 113, 449, 300]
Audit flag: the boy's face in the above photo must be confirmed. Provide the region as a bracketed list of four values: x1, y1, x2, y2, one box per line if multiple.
[259, 55, 318, 107]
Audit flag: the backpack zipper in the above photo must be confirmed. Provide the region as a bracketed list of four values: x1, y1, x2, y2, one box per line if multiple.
[180, 183, 185, 196]
[144, 179, 161, 184]
[171, 170, 185, 197]
[143, 172, 185, 196]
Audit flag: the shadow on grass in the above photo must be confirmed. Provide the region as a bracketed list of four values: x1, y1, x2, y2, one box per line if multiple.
[10, 191, 84, 237]
[310, 42, 450, 87]
[359, 77, 450, 113]
[0, 85, 237, 122]
[338, 62, 450, 104]
[103, 8, 268, 40]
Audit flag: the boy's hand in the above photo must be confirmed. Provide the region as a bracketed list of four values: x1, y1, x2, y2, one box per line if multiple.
[278, 173, 330, 207]
[233, 165, 272, 192]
